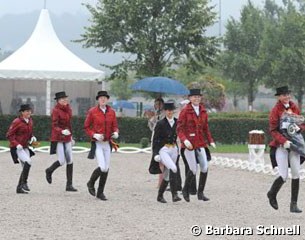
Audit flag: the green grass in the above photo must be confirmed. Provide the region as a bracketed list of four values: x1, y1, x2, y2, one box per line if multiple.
[0, 140, 257, 153]
[209, 144, 249, 153]
[0, 140, 141, 148]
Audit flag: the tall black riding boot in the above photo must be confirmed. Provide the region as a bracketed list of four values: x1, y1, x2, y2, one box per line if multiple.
[157, 179, 169, 203]
[16, 162, 31, 194]
[198, 171, 209, 201]
[97, 171, 109, 201]
[87, 167, 102, 196]
[181, 149, 197, 195]
[66, 164, 77, 192]
[169, 170, 181, 202]
[189, 175, 197, 195]
[290, 178, 302, 213]
[16, 173, 27, 194]
[45, 160, 61, 184]
[22, 162, 31, 192]
[176, 157, 182, 191]
[182, 171, 195, 202]
[267, 176, 285, 210]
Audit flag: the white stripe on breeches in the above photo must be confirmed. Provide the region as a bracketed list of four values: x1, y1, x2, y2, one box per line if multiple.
[95, 142, 111, 172]
[56, 142, 73, 165]
[17, 148, 32, 165]
[159, 146, 178, 181]
[184, 147, 208, 175]
[276, 146, 300, 180]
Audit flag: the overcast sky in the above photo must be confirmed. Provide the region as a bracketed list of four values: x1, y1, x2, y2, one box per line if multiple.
[0, 0, 283, 18]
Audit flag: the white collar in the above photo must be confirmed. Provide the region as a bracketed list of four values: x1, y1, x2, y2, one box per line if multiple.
[166, 117, 174, 122]
[99, 106, 106, 112]
[192, 104, 199, 109]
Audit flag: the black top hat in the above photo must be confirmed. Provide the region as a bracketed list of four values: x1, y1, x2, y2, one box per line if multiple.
[96, 91, 110, 100]
[164, 102, 176, 110]
[275, 86, 291, 96]
[188, 88, 202, 96]
[19, 104, 32, 112]
[54, 91, 68, 100]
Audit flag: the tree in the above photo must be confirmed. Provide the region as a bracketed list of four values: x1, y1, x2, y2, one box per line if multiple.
[221, 0, 265, 111]
[188, 75, 226, 111]
[260, 0, 305, 109]
[79, 0, 219, 78]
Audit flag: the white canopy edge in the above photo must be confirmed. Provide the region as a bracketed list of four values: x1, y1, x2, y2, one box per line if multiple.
[0, 70, 102, 81]
[0, 9, 105, 81]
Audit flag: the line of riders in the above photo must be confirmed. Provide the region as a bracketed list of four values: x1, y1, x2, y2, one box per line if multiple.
[6, 86, 305, 213]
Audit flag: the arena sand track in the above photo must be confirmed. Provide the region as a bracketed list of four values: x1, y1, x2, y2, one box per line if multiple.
[0, 152, 304, 240]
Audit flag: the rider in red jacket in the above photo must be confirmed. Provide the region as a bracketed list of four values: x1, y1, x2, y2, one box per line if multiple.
[6, 104, 36, 194]
[45, 91, 77, 192]
[85, 90, 119, 201]
[267, 86, 305, 213]
[177, 88, 215, 202]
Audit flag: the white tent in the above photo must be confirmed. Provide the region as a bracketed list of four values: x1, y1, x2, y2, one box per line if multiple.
[0, 9, 105, 115]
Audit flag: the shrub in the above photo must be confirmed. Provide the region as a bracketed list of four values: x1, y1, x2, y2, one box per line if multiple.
[140, 137, 149, 148]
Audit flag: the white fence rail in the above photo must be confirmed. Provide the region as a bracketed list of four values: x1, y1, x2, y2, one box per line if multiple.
[1, 146, 304, 179]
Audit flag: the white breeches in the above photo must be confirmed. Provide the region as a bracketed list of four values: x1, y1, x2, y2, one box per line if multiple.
[159, 146, 178, 181]
[56, 142, 73, 165]
[17, 148, 32, 165]
[184, 147, 208, 175]
[276, 147, 301, 180]
[95, 142, 111, 172]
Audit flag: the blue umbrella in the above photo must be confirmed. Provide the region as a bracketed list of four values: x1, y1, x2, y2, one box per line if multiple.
[112, 100, 135, 110]
[130, 76, 189, 95]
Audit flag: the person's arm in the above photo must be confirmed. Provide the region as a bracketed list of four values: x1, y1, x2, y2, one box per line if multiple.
[6, 119, 21, 147]
[152, 121, 162, 155]
[84, 109, 95, 138]
[269, 109, 287, 144]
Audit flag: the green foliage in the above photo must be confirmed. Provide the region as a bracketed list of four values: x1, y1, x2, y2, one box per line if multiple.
[0, 114, 273, 145]
[0, 115, 151, 144]
[79, 0, 219, 77]
[208, 112, 269, 119]
[188, 76, 226, 111]
[208, 118, 269, 144]
[221, 1, 265, 110]
[140, 137, 149, 148]
[259, 0, 305, 108]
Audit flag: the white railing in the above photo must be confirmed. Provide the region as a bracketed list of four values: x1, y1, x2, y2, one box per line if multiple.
[0, 146, 152, 154]
[1, 146, 304, 179]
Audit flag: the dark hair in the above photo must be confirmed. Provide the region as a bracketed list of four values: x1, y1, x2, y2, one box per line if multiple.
[154, 97, 164, 104]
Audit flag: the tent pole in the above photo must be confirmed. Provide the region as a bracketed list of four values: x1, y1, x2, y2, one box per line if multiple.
[46, 80, 51, 115]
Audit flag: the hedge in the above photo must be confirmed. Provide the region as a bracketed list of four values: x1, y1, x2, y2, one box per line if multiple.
[0, 115, 151, 144]
[0, 114, 284, 144]
[4, 113, 304, 145]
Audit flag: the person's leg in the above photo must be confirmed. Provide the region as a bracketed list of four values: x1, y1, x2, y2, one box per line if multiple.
[197, 148, 209, 201]
[159, 147, 177, 173]
[157, 167, 169, 203]
[65, 142, 77, 191]
[181, 148, 197, 194]
[16, 149, 32, 194]
[267, 147, 287, 210]
[289, 151, 302, 213]
[182, 149, 197, 202]
[45, 143, 63, 184]
[96, 142, 111, 200]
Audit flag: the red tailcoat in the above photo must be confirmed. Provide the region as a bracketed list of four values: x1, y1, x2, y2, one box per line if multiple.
[6, 117, 33, 148]
[51, 103, 72, 142]
[177, 103, 214, 149]
[84, 105, 119, 141]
